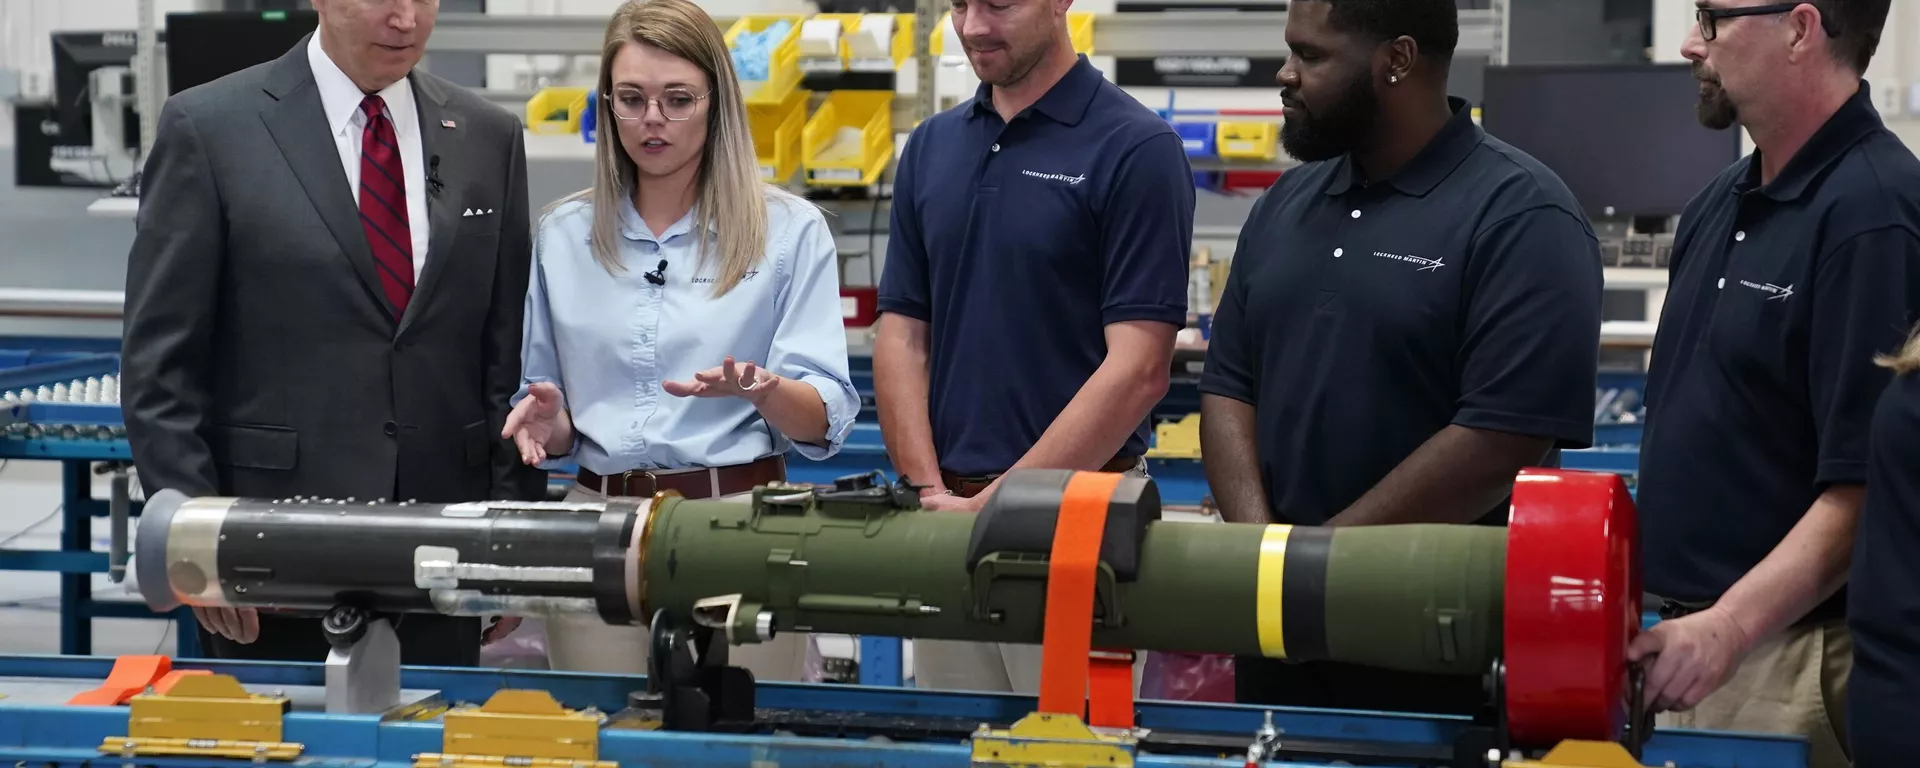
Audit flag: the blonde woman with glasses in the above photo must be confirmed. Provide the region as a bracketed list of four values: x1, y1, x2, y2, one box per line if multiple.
[494, 0, 860, 676]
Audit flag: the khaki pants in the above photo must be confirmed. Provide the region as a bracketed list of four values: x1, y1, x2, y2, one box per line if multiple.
[1658, 618, 1852, 768]
[543, 483, 809, 681]
[915, 462, 1150, 694]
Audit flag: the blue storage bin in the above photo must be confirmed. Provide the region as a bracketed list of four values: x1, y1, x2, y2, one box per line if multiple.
[580, 94, 598, 143]
[1175, 120, 1216, 158]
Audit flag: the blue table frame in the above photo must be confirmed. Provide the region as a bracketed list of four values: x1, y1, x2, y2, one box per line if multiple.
[0, 654, 1807, 768]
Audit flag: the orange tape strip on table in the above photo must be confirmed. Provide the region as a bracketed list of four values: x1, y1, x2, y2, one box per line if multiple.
[1036, 470, 1126, 721]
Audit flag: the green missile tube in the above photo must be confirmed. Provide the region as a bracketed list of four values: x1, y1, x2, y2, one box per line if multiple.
[642, 470, 1506, 677]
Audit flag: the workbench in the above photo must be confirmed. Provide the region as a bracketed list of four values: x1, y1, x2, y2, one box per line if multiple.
[0, 654, 1805, 768]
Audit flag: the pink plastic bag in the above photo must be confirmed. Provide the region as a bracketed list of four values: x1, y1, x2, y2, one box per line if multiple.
[1140, 651, 1236, 702]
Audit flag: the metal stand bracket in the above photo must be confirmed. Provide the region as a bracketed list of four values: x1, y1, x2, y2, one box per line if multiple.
[322, 605, 401, 715]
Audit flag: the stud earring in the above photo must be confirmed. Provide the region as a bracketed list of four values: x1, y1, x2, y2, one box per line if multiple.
[1389, 75, 1400, 84]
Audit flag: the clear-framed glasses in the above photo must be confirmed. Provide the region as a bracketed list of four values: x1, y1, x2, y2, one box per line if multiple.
[605, 87, 710, 121]
[1695, 2, 1836, 42]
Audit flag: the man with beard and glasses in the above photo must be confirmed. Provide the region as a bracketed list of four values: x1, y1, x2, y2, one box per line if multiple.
[874, 0, 1193, 693]
[1198, 0, 1602, 715]
[1628, 3, 1920, 766]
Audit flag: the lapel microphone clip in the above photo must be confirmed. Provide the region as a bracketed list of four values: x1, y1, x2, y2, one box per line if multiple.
[644, 259, 667, 286]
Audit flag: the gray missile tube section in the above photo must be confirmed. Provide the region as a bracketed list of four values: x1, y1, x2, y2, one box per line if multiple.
[132, 488, 651, 623]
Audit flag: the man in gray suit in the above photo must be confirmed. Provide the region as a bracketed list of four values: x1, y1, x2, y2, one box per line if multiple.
[121, 0, 540, 665]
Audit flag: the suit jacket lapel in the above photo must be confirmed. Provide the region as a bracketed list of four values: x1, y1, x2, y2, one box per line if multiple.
[257, 38, 390, 320]
[400, 74, 465, 337]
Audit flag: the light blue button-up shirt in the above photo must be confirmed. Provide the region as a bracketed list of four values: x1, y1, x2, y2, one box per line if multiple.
[514, 189, 859, 475]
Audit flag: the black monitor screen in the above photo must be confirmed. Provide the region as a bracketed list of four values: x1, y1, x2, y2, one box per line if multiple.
[165, 10, 318, 95]
[51, 32, 137, 140]
[1480, 63, 1742, 220]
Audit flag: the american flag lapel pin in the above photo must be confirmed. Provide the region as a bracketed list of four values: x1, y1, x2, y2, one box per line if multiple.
[441, 119, 457, 129]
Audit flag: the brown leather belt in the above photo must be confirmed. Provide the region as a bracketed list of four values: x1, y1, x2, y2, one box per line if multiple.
[577, 455, 786, 500]
[941, 454, 1142, 499]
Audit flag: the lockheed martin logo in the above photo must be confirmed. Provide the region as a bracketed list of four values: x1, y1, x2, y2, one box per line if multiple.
[1021, 169, 1087, 186]
[1738, 279, 1795, 301]
[1375, 250, 1445, 272]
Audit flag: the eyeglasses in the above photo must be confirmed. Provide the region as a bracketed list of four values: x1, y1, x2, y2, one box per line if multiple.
[605, 87, 709, 121]
[1695, 2, 1839, 42]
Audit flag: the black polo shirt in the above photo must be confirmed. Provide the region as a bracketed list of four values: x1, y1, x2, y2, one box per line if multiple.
[1200, 98, 1603, 526]
[878, 56, 1193, 476]
[1849, 369, 1920, 764]
[1638, 84, 1920, 618]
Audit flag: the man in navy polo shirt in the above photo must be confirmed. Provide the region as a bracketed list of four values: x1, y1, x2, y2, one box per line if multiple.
[1200, 0, 1602, 715]
[1629, 3, 1920, 766]
[872, 0, 1193, 692]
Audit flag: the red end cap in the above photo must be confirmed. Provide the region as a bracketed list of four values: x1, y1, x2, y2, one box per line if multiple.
[1503, 468, 1640, 746]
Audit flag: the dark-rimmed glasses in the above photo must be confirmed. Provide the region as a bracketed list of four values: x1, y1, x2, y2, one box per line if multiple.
[605, 87, 710, 121]
[1696, 2, 1839, 42]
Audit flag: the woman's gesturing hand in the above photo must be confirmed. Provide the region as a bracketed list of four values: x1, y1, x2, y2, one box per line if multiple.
[502, 381, 571, 465]
[664, 356, 781, 404]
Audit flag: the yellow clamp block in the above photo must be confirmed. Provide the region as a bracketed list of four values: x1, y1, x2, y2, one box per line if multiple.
[102, 674, 302, 761]
[415, 689, 614, 768]
[1503, 741, 1650, 768]
[970, 712, 1137, 768]
[1146, 413, 1201, 460]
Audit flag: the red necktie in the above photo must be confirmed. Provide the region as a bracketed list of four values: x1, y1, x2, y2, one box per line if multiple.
[357, 95, 413, 318]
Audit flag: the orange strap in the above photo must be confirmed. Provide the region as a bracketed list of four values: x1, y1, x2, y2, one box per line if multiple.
[1036, 471, 1126, 720]
[68, 654, 172, 706]
[1088, 648, 1137, 728]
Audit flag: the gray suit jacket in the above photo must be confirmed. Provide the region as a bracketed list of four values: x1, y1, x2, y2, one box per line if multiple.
[122, 37, 542, 504]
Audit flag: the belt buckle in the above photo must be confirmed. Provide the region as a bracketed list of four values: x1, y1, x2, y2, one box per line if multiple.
[619, 470, 659, 497]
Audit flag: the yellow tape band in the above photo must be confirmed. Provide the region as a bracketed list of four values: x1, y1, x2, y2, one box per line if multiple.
[1255, 524, 1291, 659]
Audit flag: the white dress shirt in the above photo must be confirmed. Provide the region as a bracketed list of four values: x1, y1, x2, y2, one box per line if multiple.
[307, 33, 429, 278]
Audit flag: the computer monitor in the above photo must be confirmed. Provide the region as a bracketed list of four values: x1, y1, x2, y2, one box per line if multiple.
[164, 10, 319, 96]
[50, 31, 138, 146]
[1480, 63, 1743, 222]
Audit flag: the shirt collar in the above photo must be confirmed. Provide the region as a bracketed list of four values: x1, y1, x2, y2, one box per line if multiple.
[307, 31, 414, 140]
[1737, 80, 1882, 202]
[617, 197, 712, 243]
[1325, 96, 1483, 197]
[968, 54, 1102, 126]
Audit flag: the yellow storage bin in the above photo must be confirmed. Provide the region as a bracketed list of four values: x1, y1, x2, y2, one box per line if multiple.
[725, 14, 806, 106]
[930, 11, 1093, 55]
[802, 91, 893, 187]
[751, 88, 810, 184]
[1216, 121, 1280, 162]
[525, 87, 588, 135]
[804, 13, 914, 73]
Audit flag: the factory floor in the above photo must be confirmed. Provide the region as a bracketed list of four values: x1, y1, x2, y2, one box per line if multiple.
[0, 460, 170, 656]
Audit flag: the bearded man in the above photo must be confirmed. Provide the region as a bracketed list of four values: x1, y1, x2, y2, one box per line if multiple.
[1198, 0, 1603, 715]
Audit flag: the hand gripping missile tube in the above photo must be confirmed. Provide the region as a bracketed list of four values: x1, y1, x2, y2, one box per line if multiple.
[131, 467, 1639, 747]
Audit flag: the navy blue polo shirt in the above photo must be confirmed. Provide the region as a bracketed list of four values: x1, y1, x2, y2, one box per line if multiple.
[877, 56, 1193, 476]
[1848, 369, 1920, 764]
[1200, 98, 1602, 526]
[1638, 83, 1920, 619]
